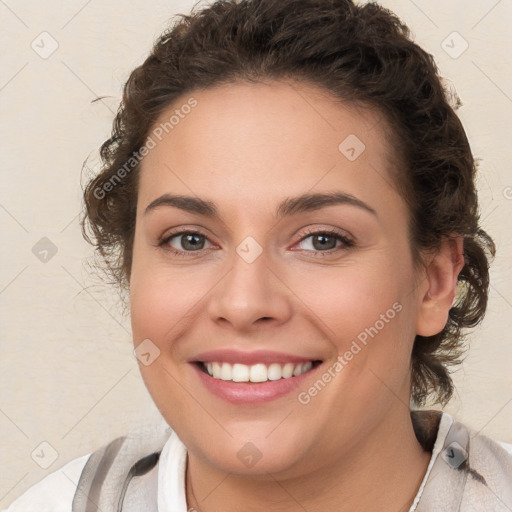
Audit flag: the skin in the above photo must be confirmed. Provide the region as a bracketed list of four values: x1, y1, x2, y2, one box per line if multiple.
[129, 80, 464, 512]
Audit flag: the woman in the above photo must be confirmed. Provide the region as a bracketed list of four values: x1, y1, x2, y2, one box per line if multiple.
[5, 0, 511, 510]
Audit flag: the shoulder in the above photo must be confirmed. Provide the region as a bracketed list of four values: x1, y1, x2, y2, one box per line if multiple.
[3, 453, 91, 512]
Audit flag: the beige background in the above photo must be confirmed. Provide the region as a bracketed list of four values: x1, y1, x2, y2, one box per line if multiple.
[1, 0, 511, 507]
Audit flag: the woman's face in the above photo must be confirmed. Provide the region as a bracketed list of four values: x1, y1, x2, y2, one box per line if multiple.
[130, 80, 429, 477]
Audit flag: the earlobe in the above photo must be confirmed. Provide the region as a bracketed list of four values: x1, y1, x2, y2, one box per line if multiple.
[416, 235, 465, 337]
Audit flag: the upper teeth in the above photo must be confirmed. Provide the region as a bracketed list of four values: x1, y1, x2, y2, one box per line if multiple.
[204, 361, 313, 382]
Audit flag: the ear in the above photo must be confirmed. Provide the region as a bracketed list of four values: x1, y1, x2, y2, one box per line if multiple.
[416, 235, 465, 337]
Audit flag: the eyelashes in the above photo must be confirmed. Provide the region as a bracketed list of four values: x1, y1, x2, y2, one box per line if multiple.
[158, 227, 355, 258]
[295, 227, 354, 256]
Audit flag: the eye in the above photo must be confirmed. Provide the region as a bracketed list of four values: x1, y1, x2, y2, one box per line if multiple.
[158, 227, 354, 258]
[294, 228, 354, 256]
[159, 230, 214, 256]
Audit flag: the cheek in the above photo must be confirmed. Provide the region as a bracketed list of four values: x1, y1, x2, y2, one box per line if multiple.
[297, 255, 417, 386]
[129, 229, 203, 344]
[129, 261, 204, 424]
[130, 269, 199, 347]
[298, 259, 408, 339]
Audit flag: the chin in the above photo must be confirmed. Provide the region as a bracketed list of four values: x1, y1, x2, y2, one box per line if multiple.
[189, 429, 314, 477]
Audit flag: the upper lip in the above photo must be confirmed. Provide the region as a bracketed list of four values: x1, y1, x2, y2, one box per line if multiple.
[190, 349, 322, 365]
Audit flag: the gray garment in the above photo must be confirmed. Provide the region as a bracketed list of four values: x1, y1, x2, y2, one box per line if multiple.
[71, 411, 512, 511]
[413, 412, 512, 511]
[72, 425, 169, 512]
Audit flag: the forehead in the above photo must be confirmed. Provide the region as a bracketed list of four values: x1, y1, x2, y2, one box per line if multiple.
[137, 80, 402, 220]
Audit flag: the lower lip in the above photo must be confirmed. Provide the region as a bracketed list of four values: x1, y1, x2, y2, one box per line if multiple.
[191, 363, 322, 404]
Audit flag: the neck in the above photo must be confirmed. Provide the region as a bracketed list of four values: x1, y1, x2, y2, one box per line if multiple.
[185, 409, 432, 512]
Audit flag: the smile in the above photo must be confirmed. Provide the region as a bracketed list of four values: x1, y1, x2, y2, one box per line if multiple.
[198, 360, 322, 382]
[189, 349, 324, 403]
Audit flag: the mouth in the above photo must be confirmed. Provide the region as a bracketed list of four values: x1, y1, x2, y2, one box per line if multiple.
[194, 360, 323, 383]
[189, 349, 325, 403]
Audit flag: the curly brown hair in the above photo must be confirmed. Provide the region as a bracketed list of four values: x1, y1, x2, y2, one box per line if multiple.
[81, 0, 495, 407]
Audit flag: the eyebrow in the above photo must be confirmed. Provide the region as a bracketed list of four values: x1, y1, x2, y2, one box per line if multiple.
[144, 191, 377, 219]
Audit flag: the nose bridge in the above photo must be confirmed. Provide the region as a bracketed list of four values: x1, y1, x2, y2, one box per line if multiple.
[207, 235, 291, 329]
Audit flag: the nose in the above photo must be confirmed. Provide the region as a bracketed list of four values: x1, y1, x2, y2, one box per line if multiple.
[206, 245, 293, 332]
